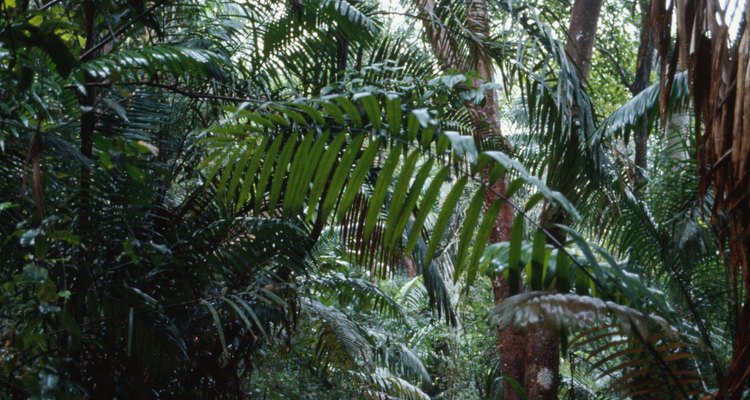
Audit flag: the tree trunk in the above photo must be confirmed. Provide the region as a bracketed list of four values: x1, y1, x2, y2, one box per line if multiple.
[530, 2, 604, 399]
[632, 0, 654, 191]
[464, 2, 531, 398]
[488, 177, 526, 400]
[73, 0, 97, 318]
[416, 1, 525, 397]
[565, 0, 604, 81]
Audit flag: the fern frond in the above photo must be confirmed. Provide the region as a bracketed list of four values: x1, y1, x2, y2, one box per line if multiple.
[492, 292, 674, 337]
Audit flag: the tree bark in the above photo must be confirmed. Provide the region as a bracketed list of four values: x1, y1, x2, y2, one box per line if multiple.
[565, 0, 604, 82]
[530, 2, 604, 399]
[487, 177, 526, 400]
[78, 1, 96, 243]
[632, 0, 654, 191]
[464, 2, 530, 398]
[73, 0, 97, 319]
[416, 1, 525, 398]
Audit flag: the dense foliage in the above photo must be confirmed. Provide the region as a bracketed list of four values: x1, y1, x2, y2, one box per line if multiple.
[1, 0, 747, 399]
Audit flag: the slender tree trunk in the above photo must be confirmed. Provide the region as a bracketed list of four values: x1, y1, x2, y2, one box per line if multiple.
[529, 2, 604, 399]
[78, 1, 96, 243]
[464, 2, 531, 398]
[487, 177, 526, 400]
[663, 2, 691, 164]
[74, 1, 97, 317]
[632, 0, 654, 191]
[416, 1, 526, 398]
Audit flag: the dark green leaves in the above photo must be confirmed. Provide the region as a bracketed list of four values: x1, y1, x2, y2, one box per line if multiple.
[423, 176, 468, 269]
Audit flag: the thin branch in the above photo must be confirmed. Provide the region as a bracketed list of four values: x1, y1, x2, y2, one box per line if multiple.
[370, 10, 427, 21]
[596, 44, 634, 91]
[66, 81, 266, 104]
[78, 1, 163, 61]
[39, 0, 62, 11]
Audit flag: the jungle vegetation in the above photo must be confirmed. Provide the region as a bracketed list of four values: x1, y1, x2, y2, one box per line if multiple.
[1, 0, 748, 399]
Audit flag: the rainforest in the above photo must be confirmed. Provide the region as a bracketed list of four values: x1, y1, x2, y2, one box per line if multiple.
[1, 0, 749, 399]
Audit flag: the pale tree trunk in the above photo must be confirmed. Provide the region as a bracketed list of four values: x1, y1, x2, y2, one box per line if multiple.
[663, 0, 691, 163]
[415, 1, 526, 398]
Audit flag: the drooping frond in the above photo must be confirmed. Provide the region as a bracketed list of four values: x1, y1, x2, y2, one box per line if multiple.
[356, 367, 431, 400]
[570, 326, 708, 399]
[303, 298, 376, 370]
[203, 87, 577, 291]
[491, 292, 673, 338]
[382, 343, 432, 387]
[594, 71, 691, 144]
[309, 271, 405, 320]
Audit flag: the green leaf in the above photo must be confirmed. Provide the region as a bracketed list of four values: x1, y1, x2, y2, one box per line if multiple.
[320, 101, 345, 125]
[202, 300, 228, 357]
[505, 178, 525, 199]
[404, 166, 450, 254]
[307, 133, 347, 222]
[465, 197, 503, 287]
[385, 95, 402, 137]
[387, 158, 435, 251]
[23, 263, 47, 284]
[355, 93, 381, 130]
[226, 144, 254, 202]
[363, 149, 401, 240]
[103, 98, 129, 122]
[255, 135, 284, 212]
[529, 230, 547, 290]
[382, 152, 420, 248]
[505, 376, 529, 400]
[507, 215, 525, 294]
[271, 105, 307, 125]
[423, 176, 468, 268]
[555, 250, 572, 293]
[216, 148, 240, 197]
[411, 109, 431, 127]
[557, 224, 604, 284]
[268, 133, 298, 210]
[283, 133, 315, 215]
[238, 110, 276, 130]
[406, 111, 420, 141]
[320, 134, 366, 220]
[229, 294, 270, 343]
[444, 132, 477, 165]
[454, 189, 485, 279]
[291, 132, 330, 215]
[223, 297, 254, 331]
[294, 103, 325, 125]
[524, 192, 545, 212]
[265, 112, 291, 128]
[483, 151, 580, 219]
[236, 136, 270, 211]
[333, 96, 362, 127]
[36, 278, 58, 303]
[335, 139, 381, 221]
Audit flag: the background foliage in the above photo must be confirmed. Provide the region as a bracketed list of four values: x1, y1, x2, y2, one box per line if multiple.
[1, 0, 746, 399]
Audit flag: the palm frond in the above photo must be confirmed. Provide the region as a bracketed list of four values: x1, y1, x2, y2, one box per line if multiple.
[492, 292, 673, 337]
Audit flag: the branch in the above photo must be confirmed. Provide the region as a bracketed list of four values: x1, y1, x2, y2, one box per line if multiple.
[596, 44, 634, 91]
[78, 1, 163, 61]
[66, 80, 265, 104]
[370, 10, 427, 21]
